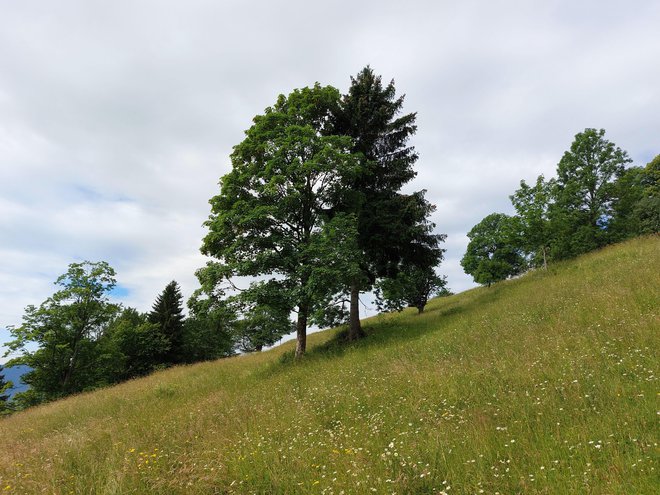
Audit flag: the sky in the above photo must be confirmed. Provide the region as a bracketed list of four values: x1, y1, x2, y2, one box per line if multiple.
[1, 0, 659, 361]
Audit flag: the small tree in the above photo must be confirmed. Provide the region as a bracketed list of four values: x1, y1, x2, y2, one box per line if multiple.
[232, 280, 292, 352]
[5, 261, 119, 403]
[376, 266, 448, 314]
[510, 175, 553, 269]
[461, 213, 526, 287]
[149, 281, 185, 364]
[0, 364, 13, 415]
[99, 308, 169, 381]
[184, 262, 237, 363]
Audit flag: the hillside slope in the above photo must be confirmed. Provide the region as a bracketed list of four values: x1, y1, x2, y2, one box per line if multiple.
[1, 236, 658, 494]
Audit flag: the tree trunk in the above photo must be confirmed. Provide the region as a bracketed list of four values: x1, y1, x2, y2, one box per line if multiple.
[347, 282, 365, 341]
[542, 246, 548, 270]
[295, 307, 308, 360]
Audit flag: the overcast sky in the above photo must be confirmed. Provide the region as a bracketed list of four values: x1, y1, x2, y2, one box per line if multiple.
[1, 0, 658, 361]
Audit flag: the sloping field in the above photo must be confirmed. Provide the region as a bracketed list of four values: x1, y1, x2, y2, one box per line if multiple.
[1, 236, 658, 494]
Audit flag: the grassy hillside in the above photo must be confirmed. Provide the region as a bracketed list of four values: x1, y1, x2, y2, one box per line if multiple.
[1, 236, 658, 494]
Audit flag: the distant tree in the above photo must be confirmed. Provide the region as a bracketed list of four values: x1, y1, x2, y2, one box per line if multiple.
[549, 128, 631, 259]
[375, 265, 448, 314]
[149, 281, 185, 364]
[5, 261, 119, 404]
[461, 213, 526, 287]
[635, 155, 660, 234]
[612, 155, 660, 237]
[608, 166, 647, 241]
[201, 84, 361, 359]
[232, 281, 292, 352]
[99, 308, 169, 381]
[0, 364, 13, 414]
[510, 175, 553, 269]
[184, 262, 236, 363]
[332, 67, 444, 339]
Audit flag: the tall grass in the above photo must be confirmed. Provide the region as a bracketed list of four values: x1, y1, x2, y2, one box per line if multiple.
[1, 236, 658, 494]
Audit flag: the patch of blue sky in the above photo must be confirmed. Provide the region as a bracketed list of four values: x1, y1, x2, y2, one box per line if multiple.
[110, 284, 130, 298]
[71, 184, 134, 203]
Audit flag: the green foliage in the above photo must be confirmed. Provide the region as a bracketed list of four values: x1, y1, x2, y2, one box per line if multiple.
[100, 308, 170, 381]
[461, 213, 525, 286]
[148, 281, 185, 364]
[550, 128, 631, 259]
[0, 364, 12, 415]
[232, 280, 292, 353]
[332, 67, 445, 337]
[375, 265, 448, 314]
[201, 84, 361, 357]
[184, 263, 237, 362]
[609, 155, 660, 238]
[5, 261, 119, 403]
[510, 174, 553, 268]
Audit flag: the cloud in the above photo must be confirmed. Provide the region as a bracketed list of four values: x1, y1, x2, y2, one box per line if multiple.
[1, 0, 659, 359]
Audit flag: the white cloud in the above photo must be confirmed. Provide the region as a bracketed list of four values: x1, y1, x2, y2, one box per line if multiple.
[1, 0, 659, 360]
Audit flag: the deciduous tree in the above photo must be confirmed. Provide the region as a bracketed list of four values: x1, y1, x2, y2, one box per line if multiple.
[461, 213, 525, 287]
[5, 261, 119, 403]
[510, 175, 553, 269]
[550, 128, 631, 258]
[201, 84, 361, 359]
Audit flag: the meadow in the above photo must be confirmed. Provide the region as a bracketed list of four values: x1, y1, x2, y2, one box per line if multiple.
[1, 236, 658, 494]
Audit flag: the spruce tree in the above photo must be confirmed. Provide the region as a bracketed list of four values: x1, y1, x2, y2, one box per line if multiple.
[333, 66, 444, 339]
[148, 281, 185, 364]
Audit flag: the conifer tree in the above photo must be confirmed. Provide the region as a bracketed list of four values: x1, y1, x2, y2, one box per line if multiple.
[332, 67, 444, 339]
[149, 281, 185, 364]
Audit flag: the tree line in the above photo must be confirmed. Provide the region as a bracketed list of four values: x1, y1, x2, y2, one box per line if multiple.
[2, 67, 448, 412]
[461, 129, 659, 286]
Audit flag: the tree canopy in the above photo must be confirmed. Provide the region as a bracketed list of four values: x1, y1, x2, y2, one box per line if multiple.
[550, 128, 631, 258]
[5, 261, 119, 405]
[461, 213, 525, 287]
[331, 67, 444, 339]
[201, 84, 362, 359]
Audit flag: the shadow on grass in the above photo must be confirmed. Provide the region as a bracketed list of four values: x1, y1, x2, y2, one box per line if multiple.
[260, 283, 508, 377]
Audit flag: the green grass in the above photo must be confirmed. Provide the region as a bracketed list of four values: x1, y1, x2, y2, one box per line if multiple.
[1, 236, 658, 494]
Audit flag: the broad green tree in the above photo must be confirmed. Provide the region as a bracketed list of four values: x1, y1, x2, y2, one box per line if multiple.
[99, 308, 169, 381]
[550, 128, 631, 258]
[609, 155, 659, 237]
[510, 175, 553, 269]
[5, 261, 119, 404]
[461, 213, 526, 287]
[201, 84, 361, 359]
[332, 67, 444, 339]
[149, 281, 185, 364]
[636, 155, 660, 234]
